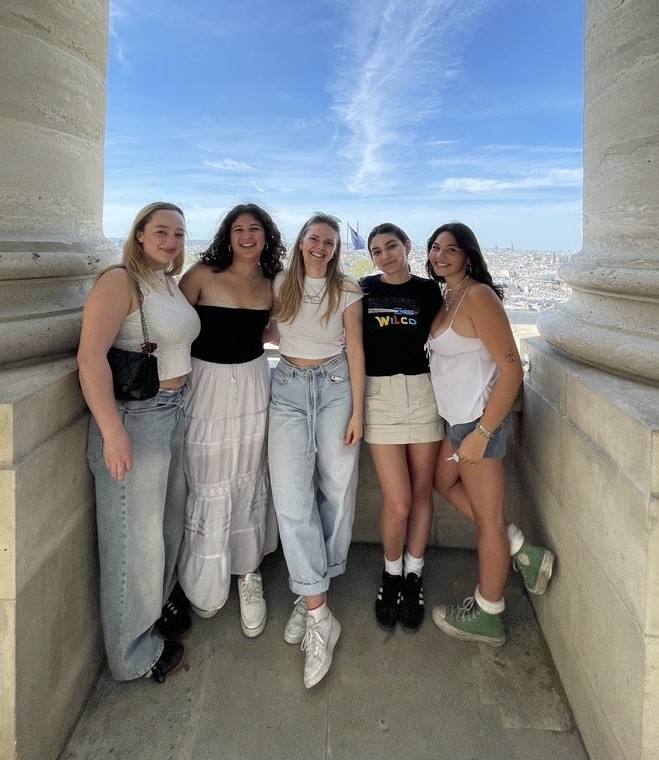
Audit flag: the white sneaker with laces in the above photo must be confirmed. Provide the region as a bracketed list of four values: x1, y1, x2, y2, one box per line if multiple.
[302, 608, 341, 689]
[237, 572, 267, 637]
[284, 596, 308, 644]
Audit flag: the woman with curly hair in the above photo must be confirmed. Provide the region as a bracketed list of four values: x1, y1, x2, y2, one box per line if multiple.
[268, 212, 364, 688]
[177, 203, 286, 634]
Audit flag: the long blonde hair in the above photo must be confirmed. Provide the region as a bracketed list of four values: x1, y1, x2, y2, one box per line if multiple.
[276, 213, 358, 326]
[122, 202, 186, 284]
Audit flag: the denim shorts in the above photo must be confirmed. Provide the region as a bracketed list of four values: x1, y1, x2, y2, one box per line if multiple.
[446, 411, 512, 459]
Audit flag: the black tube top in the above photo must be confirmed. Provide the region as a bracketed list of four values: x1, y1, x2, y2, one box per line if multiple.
[191, 305, 269, 364]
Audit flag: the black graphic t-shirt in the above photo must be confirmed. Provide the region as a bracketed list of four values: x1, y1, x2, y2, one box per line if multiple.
[360, 274, 442, 376]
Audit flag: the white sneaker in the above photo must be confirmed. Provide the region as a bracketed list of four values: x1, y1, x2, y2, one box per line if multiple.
[284, 596, 307, 644]
[237, 572, 267, 637]
[302, 608, 341, 689]
[190, 603, 219, 619]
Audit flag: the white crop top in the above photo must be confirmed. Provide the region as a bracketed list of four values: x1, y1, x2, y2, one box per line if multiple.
[428, 290, 499, 426]
[113, 271, 201, 381]
[274, 271, 363, 360]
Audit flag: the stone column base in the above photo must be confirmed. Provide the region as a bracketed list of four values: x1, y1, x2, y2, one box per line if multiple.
[507, 336, 659, 760]
[0, 359, 102, 760]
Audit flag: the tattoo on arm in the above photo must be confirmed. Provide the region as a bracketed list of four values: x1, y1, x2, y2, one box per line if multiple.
[504, 346, 518, 363]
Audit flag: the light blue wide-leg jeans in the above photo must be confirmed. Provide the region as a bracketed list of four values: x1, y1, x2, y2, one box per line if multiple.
[87, 387, 187, 681]
[268, 354, 360, 596]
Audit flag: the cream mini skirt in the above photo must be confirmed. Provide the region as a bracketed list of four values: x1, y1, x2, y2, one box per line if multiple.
[364, 372, 445, 445]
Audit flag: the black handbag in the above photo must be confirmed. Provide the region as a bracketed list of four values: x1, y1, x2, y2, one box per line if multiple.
[107, 280, 160, 400]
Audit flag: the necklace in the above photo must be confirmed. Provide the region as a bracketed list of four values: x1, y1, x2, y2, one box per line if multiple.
[229, 266, 258, 288]
[303, 278, 327, 305]
[444, 275, 471, 311]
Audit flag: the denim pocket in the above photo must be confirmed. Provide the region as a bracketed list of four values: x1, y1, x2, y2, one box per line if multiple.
[272, 365, 291, 385]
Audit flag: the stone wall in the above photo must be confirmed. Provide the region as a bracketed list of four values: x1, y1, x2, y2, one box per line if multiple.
[0, 361, 102, 760]
[507, 336, 659, 760]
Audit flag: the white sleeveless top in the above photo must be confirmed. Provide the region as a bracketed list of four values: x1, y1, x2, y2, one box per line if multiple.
[113, 271, 201, 380]
[428, 290, 499, 426]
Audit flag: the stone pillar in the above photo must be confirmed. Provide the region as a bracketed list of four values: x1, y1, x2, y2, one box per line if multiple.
[523, 6, 659, 760]
[0, 0, 116, 367]
[537, 0, 659, 385]
[0, 3, 111, 759]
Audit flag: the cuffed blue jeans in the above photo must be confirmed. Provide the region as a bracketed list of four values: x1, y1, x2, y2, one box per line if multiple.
[268, 354, 360, 596]
[87, 387, 187, 681]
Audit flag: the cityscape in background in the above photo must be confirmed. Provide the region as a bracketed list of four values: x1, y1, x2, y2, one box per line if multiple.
[111, 239, 574, 321]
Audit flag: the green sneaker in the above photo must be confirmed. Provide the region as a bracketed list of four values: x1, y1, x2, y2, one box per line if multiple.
[513, 541, 555, 594]
[431, 596, 505, 647]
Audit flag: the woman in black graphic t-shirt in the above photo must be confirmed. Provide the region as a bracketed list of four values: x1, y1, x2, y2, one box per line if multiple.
[360, 223, 443, 633]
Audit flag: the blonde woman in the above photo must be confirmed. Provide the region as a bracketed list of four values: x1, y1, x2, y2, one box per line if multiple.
[78, 203, 200, 682]
[268, 213, 364, 688]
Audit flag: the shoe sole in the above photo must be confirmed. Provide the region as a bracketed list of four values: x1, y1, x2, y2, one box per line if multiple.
[527, 550, 555, 595]
[431, 608, 505, 647]
[241, 613, 267, 638]
[304, 620, 341, 689]
[284, 627, 305, 645]
[190, 604, 220, 619]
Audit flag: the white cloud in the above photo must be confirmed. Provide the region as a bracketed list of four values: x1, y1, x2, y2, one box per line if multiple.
[331, 0, 490, 193]
[203, 159, 256, 171]
[440, 168, 583, 193]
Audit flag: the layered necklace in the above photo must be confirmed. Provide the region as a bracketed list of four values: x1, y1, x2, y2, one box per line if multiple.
[303, 277, 327, 305]
[443, 274, 471, 311]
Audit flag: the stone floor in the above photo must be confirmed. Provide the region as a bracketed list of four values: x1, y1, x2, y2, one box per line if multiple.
[60, 544, 588, 760]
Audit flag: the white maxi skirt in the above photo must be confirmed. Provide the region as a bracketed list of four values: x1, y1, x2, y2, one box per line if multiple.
[178, 354, 278, 612]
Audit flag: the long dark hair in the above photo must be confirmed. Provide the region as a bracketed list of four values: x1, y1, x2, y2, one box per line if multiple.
[199, 203, 286, 279]
[425, 222, 503, 300]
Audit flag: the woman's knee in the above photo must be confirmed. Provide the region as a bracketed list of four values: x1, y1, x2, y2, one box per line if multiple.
[381, 498, 412, 524]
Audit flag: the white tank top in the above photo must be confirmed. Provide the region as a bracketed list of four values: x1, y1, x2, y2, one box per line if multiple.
[113, 271, 201, 380]
[428, 290, 499, 426]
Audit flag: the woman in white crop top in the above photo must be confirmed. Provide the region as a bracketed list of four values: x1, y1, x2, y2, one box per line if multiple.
[426, 222, 554, 647]
[268, 212, 364, 689]
[78, 203, 201, 684]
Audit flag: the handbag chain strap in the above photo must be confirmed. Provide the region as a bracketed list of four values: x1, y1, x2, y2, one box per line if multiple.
[133, 281, 155, 354]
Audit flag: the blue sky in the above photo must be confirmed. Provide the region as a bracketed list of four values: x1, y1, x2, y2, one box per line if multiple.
[104, 0, 584, 250]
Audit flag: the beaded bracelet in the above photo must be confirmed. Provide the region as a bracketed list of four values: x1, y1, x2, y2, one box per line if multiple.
[475, 422, 493, 441]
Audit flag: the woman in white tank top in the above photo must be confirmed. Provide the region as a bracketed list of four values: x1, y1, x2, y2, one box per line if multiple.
[426, 222, 555, 647]
[78, 203, 201, 683]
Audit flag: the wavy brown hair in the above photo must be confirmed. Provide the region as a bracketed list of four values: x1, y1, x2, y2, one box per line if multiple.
[199, 203, 286, 279]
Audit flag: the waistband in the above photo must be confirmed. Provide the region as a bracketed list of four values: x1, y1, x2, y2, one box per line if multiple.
[277, 352, 347, 378]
